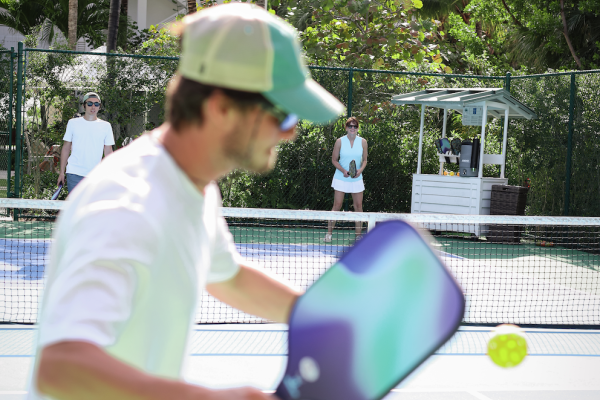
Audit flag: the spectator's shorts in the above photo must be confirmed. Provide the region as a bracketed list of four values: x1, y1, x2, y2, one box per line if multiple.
[66, 173, 85, 193]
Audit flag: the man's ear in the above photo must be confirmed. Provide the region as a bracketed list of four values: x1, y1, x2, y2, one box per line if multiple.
[203, 90, 237, 132]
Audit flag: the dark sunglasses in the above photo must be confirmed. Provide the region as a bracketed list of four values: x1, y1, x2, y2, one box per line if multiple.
[347, 124, 358, 128]
[259, 100, 298, 131]
[86, 101, 101, 107]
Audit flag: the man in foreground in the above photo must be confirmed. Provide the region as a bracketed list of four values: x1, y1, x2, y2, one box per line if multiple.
[58, 92, 114, 192]
[30, 4, 344, 400]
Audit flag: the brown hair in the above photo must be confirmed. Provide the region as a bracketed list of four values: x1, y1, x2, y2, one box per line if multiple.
[346, 116, 359, 127]
[165, 75, 267, 131]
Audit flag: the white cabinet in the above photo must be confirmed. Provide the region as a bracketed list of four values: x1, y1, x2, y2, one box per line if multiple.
[411, 174, 508, 235]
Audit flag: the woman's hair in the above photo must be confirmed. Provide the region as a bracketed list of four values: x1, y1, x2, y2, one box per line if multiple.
[345, 116, 359, 127]
[166, 75, 266, 131]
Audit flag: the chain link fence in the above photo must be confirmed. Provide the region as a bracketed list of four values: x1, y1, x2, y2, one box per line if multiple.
[4, 45, 600, 216]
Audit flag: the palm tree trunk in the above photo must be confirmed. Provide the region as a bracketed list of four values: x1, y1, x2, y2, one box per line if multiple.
[188, 0, 196, 14]
[560, 0, 582, 69]
[107, 0, 122, 52]
[119, 0, 129, 51]
[68, 0, 78, 50]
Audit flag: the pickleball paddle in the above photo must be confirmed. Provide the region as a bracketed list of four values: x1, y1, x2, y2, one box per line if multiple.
[51, 184, 63, 200]
[276, 220, 465, 400]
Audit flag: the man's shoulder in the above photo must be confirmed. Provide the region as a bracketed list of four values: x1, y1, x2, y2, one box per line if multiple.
[95, 117, 111, 125]
[66, 116, 82, 125]
[67, 117, 111, 126]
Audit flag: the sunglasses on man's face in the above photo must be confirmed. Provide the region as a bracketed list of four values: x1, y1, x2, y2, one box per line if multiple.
[86, 101, 101, 107]
[347, 124, 358, 129]
[259, 100, 298, 131]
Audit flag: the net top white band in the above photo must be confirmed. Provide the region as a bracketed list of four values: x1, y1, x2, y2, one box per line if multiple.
[2, 198, 600, 227]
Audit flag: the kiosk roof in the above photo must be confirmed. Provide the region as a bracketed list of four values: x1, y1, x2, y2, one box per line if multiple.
[391, 88, 537, 120]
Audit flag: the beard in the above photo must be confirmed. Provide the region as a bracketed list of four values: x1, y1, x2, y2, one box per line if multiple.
[222, 118, 278, 174]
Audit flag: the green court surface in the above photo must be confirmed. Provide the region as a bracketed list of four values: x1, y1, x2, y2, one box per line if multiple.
[0, 221, 53, 240]
[435, 237, 600, 271]
[228, 225, 357, 246]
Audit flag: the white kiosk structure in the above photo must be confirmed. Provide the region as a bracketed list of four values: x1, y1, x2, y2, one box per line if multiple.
[391, 88, 537, 218]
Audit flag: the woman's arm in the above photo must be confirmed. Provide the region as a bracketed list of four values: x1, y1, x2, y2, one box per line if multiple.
[356, 139, 368, 178]
[331, 138, 349, 177]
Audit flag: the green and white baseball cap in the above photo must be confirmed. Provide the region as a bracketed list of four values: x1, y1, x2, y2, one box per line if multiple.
[177, 3, 345, 124]
[82, 92, 101, 103]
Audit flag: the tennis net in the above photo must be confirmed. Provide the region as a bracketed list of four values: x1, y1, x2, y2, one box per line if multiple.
[1, 199, 599, 328]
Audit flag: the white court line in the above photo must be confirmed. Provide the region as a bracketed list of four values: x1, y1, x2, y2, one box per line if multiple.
[466, 391, 494, 400]
[389, 388, 600, 392]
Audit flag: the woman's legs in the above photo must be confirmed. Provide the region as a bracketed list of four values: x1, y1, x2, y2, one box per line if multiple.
[351, 191, 364, 236]
[327, 190, 345, 235]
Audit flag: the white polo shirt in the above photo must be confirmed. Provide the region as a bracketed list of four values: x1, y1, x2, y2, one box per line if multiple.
[63, 117, 115, 176]
[29, 131, 242, 399]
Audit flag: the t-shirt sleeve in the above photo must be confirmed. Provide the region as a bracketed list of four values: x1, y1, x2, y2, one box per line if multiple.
[38, 209, 158, 348]
[206, 185, 242, 283]
[63, 120, 74, 142]
[206, 214, 243, 283]
[104, 123, 115, 146]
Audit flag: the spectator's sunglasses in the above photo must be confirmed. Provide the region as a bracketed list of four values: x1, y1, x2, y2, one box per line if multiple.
[347, 124, 358, 129]
[258, 99, 298, 131]
[86, 101, 101, 107]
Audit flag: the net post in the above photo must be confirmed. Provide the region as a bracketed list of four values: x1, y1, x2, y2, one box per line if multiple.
[564, 73, 575, 216]
[367, 214, 376, 231]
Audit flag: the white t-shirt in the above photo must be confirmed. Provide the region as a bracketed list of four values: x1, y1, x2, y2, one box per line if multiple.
[28, 132, 242, 399]
[63, 117, 115, 177]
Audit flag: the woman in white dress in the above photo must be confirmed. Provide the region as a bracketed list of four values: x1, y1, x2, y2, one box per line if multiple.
[324, 117, 368, 242]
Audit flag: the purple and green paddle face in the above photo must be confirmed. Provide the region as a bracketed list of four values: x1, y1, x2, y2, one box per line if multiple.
[276, 220, 465, 400]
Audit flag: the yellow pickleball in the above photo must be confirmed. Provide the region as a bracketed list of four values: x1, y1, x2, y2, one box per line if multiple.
[487, 325, 528, 368]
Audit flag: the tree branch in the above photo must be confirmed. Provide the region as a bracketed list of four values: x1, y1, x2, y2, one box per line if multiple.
[454, 5, 470, 25]
[501, 0, 523, 27]
[560, 0, 582, 69]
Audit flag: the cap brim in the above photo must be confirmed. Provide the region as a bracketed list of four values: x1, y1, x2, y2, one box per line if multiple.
[263, 79, 345, 124]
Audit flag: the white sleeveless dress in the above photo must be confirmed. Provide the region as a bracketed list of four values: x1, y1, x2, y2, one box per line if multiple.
[331, 135, 365, 193]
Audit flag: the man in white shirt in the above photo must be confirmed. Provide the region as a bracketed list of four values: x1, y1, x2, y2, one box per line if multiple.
[57, 92, 115, 192]
[30, 3, 344, 400]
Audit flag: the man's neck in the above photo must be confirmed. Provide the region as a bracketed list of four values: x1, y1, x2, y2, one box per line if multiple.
[157, 123, 233, 193]
[83, 113, 97, 121]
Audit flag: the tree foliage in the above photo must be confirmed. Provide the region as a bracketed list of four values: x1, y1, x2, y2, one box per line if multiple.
[417, 0, 600, 72]
[272, 0, 451, 72]
[0, 0, 147, 50]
